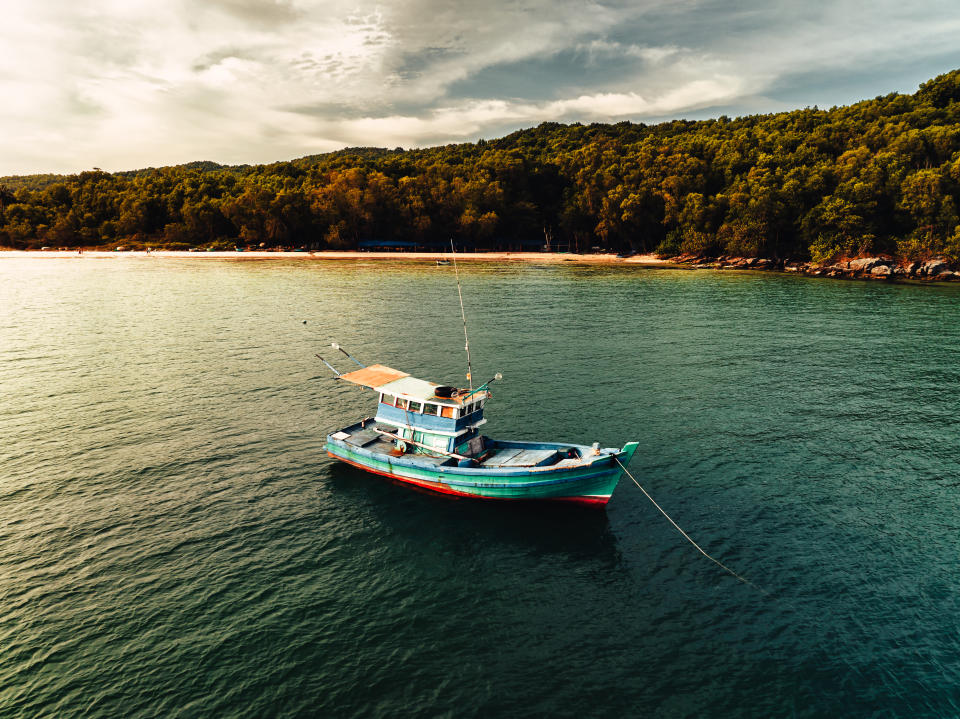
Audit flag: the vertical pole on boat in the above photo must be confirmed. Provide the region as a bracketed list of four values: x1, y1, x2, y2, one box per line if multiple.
[450, 239, 473, 390]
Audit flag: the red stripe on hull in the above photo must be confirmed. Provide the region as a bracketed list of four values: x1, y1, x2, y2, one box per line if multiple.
[328, 451, 610, 506]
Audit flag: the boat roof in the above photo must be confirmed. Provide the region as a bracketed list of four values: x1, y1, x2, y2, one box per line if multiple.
[338, 364, 489, 404]
[338, 364, 409, 388]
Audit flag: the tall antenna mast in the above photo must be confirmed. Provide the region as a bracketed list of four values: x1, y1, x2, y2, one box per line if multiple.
[450, 239, 473, 390]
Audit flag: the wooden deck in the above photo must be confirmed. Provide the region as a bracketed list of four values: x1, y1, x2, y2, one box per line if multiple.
[479, 447, 559, 468]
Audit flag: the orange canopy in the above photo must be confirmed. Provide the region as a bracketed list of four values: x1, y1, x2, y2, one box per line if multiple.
[337, 364, 409, 389]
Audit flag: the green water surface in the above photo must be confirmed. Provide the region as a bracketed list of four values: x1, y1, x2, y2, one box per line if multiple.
[1, 257, 959, 718]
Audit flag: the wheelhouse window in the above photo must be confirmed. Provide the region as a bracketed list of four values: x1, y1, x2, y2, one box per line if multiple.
[381, 394, 395, 406]
[423, 403, 439, 416]
[409, 401, 423, 413]
[395, 397, 408, 409]
[440, 405, 458, 419]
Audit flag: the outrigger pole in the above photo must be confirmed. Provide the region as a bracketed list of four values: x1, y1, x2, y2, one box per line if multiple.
[315, 354, 340, 376]
[331, 342, 365, 368]
[316, 343, 366, 377]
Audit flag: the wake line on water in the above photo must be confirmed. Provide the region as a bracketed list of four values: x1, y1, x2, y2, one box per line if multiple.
[614, 456, 769, 596]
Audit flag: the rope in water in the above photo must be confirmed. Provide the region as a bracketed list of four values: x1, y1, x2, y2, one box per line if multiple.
[614, 456, 768, 594]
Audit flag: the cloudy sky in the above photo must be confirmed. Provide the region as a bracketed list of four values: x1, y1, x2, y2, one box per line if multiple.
[2, 0, 959, 174]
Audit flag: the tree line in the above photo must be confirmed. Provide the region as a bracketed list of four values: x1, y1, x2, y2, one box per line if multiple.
[3, 69, 960, 261]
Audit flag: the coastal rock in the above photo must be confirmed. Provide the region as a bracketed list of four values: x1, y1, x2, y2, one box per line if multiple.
[827, 263, 854, 275]
[848, 257, 883, 272]
[919, 259, 949, 276]
[668, 251, 951, 283]
[670, 253, 953, 282]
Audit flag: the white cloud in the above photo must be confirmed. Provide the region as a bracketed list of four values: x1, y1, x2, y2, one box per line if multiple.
[576, 40, 680, 66]
[308, 74, 747, 148]
[1, 0, 958, 173]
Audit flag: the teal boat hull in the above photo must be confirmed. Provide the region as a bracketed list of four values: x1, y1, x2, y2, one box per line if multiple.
[327, 432, 640, 506]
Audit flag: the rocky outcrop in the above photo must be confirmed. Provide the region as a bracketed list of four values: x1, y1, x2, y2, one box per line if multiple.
[665, 254, 958, 282]
[848, 257, 883, 272]
[918, 259, 950, 276]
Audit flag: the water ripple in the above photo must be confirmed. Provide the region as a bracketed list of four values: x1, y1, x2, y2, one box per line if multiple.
[1, 260, 959, 717]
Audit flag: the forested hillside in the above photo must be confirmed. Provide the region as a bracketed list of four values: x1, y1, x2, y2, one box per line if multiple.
[3, 70, 960, 261]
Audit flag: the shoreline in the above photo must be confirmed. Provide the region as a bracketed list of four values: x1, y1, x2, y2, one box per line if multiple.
[0, 250, 672, 264]
[3, 249, 957, 283]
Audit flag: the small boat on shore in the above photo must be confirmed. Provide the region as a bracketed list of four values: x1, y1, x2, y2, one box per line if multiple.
[323, 357, 638, 505]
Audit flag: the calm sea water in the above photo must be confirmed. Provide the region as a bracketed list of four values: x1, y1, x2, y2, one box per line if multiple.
[2, 257, 959, 718]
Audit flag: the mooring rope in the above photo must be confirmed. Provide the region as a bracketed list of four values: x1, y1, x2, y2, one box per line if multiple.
[614, 456, 768, 594]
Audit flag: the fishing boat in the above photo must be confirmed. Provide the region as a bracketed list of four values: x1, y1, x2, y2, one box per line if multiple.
[322, 352, 639, 505]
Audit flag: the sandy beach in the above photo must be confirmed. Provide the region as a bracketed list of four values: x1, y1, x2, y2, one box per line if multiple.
[0, 250, 671, 266]
[0, 250, 671, 264]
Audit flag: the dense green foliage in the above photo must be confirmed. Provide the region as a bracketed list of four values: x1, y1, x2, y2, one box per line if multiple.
[4, 70, 960, 259]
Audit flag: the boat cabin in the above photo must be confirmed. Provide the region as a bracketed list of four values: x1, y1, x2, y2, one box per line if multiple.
[337, 364, 490, 456]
